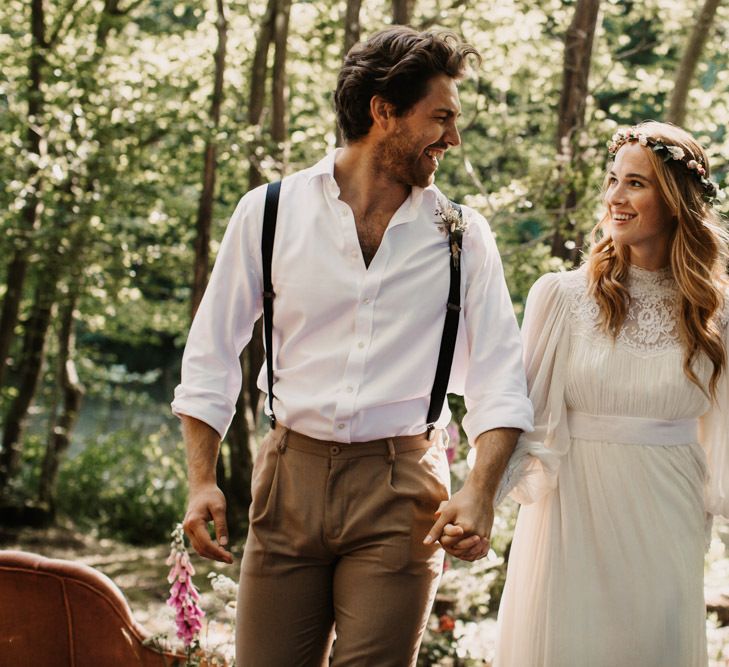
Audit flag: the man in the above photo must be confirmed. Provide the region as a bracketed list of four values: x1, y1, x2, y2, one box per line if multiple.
[172, 26, 532, 666]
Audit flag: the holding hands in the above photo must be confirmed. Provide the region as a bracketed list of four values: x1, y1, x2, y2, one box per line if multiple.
[424, 427, 520, 562]
[424, 484, 494, 561]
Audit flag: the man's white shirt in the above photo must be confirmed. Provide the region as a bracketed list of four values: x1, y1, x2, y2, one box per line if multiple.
[172, 151, 533, 444]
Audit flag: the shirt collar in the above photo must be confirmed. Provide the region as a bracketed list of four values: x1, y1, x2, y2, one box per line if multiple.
[304, 150, 340, 186]
[305, 150, 441, 222]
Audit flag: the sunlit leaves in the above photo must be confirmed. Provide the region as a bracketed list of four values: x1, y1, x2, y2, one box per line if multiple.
[1, 0, 728, 394]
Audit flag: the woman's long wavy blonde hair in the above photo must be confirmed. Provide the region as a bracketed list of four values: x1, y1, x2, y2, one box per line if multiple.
[586, 120, 728, 398]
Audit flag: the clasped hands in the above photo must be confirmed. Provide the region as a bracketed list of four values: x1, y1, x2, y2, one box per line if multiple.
[423, 483, 494, 562]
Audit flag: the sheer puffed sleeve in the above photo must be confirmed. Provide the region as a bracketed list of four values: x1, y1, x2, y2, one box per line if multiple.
[494, 272, 572, 505]
[699, 310, 729, 518]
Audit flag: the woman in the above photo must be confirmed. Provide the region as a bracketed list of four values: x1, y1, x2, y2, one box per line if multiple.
[495, 121, 727, 666]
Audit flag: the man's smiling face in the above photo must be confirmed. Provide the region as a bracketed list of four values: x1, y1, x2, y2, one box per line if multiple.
[376, 74, 462, 188]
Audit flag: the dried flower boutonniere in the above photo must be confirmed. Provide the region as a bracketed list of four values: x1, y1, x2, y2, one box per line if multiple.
[435, 201, 467, 269]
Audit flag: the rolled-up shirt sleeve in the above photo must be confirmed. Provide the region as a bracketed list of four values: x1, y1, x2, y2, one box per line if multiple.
[171, 187, 266, 438]
[459, 209, 534, 444]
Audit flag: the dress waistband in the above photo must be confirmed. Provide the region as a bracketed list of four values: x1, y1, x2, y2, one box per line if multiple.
[567, 410, 698, 446]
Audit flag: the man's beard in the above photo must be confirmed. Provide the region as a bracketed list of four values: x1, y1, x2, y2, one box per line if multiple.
[376, 124, 435, 188]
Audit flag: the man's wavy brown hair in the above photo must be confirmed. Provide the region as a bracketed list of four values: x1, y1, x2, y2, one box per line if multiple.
[586, 121, 728, 397]
[335, 27, 480, 143]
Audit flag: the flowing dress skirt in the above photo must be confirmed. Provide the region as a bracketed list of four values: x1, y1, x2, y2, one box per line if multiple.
[495, 434, 707, 667]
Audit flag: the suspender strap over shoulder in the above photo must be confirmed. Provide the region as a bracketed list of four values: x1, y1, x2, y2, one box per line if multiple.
[425, 201, 463, 439]
[260, 184, 462, 437]
[262, 180, 281, 427]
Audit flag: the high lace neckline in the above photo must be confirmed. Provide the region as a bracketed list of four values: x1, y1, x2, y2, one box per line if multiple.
[627, 264, 675, 295]
[566, 264, 681, 355]
[628, 264, 672, 278]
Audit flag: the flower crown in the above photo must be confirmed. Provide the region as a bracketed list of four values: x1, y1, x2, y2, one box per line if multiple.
[607, 128, 719, 203]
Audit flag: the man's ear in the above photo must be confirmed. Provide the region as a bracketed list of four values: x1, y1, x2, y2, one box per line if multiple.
[370, 95, 395, 131]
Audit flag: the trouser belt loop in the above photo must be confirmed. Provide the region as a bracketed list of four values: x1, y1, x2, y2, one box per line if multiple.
[276, 429, 289, 454]
[385, 438, 396, 464]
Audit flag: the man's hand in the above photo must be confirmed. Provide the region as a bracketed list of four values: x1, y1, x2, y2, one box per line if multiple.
[180, 415, 233, 564]
[423, 427, 520, 562]
[183, 483, 233, 564]
[423, 484, 494, 561]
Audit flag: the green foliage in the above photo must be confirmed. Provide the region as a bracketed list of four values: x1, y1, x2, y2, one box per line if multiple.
[56, 426, 188, 544]
[5, 434, 46, 505]
[2, 0, 729, 544]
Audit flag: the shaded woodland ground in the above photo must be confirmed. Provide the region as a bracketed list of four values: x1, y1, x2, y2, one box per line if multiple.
[5, 521, 729, 666]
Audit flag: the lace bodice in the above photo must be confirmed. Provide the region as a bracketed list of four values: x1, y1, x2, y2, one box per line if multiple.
[503, 265, 729, 517]
[565, 265, 681, 356]
[557, 265, 722, 421]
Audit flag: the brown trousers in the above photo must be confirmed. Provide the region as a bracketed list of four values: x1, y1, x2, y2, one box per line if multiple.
[236, 425, 450, 667]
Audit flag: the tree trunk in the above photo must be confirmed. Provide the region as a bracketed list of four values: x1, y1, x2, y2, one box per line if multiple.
[0, 277, 57, 492]
[551, 0, 600, 260]
[336, 0, 363, 146]
[0, 0, 47, 390]
[37, 291, 84, 511]
[666, 0, 723, 126]
[392, 0, 415, 24]
[246, 320, 264, 422]
[219, 0, 277, 514]
[191, 0, 229, 319]
[223, 354, 254, 539]
[0, 255, 32, 390]
[218, 0, 292, 528]
[0, 0, 129, 494]
[271, 0, 292, 166]
[247, 0, 277, 190]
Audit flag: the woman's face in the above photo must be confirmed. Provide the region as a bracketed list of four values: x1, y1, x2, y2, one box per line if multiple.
[605, 142, 675, 269]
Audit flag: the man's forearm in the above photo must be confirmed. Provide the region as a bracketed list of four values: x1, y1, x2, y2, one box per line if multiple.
[466, 427, 520, 500]
[181, 414, 222, 488]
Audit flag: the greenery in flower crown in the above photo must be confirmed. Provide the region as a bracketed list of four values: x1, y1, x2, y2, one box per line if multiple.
[607, 128, 720, 203]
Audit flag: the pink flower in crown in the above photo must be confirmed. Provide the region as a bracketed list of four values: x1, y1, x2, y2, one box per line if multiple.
[686, 159, 706, 176]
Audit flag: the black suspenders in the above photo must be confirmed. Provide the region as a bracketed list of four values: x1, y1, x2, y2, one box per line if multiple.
[426, 201, 462, 438]
[261, 180, 462, 436]
[261, 180, 281, 428]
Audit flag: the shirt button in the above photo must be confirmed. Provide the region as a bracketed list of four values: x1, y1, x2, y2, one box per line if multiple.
[346, 386, 353, 393]
[357, 341, 365, 349]
[363, 298, 371, 304]
[337, 423, 345, 430]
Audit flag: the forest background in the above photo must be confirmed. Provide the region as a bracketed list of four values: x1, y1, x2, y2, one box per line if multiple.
[1, 0, 728, 663]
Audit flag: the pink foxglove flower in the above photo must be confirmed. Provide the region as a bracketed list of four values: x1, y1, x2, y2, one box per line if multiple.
[166, 523, 205, 648]
[445, 422, 461, 465]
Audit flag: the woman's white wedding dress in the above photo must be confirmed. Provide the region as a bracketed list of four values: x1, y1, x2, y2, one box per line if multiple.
[495, 265, 729, 667]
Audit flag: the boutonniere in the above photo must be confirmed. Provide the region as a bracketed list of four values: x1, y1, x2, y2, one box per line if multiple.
[435, 202, 467, 269]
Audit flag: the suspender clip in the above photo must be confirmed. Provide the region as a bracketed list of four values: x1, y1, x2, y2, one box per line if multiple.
[426, 424, 435, 440]
[447, 302, 461, 312]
